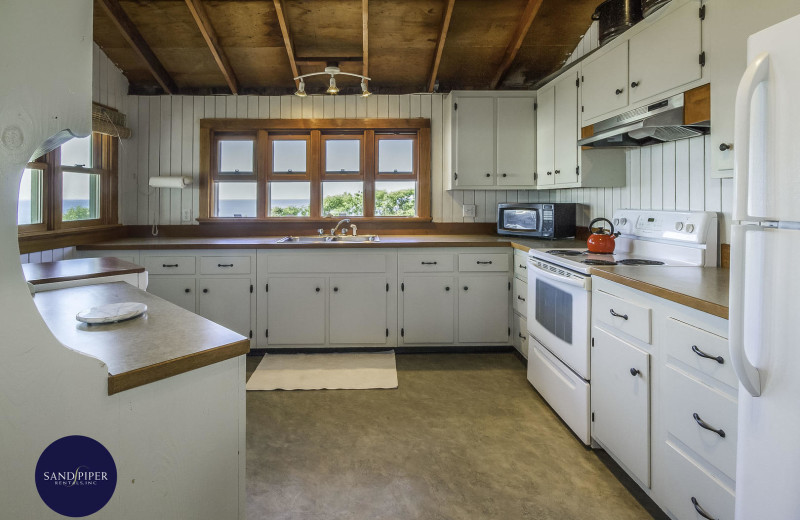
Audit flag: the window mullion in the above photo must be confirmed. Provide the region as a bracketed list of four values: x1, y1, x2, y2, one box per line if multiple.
[310, 130, 321, 219]
[364, 130, 375, 217]
[257, 130, 269, 219]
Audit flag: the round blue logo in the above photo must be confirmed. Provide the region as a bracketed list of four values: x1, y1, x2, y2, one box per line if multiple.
[35, 435, 117, 517]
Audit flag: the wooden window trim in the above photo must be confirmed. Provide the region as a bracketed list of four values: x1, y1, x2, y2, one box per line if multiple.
[374, 133, 418, 181]
[267, 134, 312, 181]
[17, 161, 50, 235]
[212, 132, 257, 181]
[199, 118, 432, 222]
[320, 133, 365, 181]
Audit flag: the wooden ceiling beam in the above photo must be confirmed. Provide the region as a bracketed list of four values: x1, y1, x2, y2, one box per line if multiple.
[427, 0, 456, 93]
[272, 0, 300, 86]
[362, 0, 369, 81]
[489, 0, 545, 89]
[184, 0, 239, 95]
[97, 0, 177, 94]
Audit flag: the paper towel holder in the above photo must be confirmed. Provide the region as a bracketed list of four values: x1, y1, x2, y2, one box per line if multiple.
[149, 176, 192, 188]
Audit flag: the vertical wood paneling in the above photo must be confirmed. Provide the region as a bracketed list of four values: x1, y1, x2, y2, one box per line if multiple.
[689, 136, 705, 211]
[170, 97, 183, 225]
[661, 141, 677, 210]
[182, 97, 194, 224]
[650, 145, 663, 210]
[640, 147, 651, 209]
[675, 139, 690, 211]
[629, 148, 641, 209]
[258, 96, 270, 119]
[149, 98, 162, 227]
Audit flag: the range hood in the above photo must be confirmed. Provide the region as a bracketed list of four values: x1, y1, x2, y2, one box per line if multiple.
[578, 93, 709, 148]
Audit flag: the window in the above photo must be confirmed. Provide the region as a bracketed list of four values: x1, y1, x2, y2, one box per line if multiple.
[201, 119, 430, 221]
[17, 132, 118, 234]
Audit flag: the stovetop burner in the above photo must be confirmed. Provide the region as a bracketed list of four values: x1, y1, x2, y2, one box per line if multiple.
[582, 259, 618, 266]
[546, 250, 585, 256]
[616, 259, 665, 266]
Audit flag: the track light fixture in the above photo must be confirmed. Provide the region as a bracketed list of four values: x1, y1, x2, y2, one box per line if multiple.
[294, 65, 371, 97]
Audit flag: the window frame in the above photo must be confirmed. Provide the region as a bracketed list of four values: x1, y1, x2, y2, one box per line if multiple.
[17, 161, 49, 234]
[199, 118, 431, 222]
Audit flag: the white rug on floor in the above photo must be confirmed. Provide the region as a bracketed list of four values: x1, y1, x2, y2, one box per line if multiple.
[246, 351, 398, 391]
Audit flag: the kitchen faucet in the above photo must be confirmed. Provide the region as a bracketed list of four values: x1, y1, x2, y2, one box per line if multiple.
[331, 218, 351, 236]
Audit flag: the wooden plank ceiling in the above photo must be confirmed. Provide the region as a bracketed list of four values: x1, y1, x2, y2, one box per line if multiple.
[93, 0, 600, 96]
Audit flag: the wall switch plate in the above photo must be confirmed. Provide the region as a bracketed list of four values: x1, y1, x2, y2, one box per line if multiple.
[462, 204, 476, 218]
[182, 208, 192, 222]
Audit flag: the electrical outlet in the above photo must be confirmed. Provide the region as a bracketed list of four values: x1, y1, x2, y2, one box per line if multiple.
[182, 208, 192, 222]
[462, 204, 476, 218]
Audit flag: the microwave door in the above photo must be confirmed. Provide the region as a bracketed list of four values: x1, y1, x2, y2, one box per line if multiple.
[503, 209, 540, 233]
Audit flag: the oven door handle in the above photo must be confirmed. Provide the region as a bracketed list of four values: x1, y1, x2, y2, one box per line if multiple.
[528, 260, 588, 289]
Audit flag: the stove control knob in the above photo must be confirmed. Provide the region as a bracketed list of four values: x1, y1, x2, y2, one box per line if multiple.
[620, 218, 628, 226]
[686, 224, 695, 233]
[675, 222, 684, 231]
[613, 218, 620, 226]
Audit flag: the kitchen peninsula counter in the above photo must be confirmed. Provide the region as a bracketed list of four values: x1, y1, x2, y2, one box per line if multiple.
[33, 281, 249, 395]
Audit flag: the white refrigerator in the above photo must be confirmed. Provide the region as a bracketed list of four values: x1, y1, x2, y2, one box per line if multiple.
[730, 12, 800, 520]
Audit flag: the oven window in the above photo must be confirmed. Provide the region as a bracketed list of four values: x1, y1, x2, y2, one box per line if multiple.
[535, 279, 573, 343]
[503, 209, 538, 231]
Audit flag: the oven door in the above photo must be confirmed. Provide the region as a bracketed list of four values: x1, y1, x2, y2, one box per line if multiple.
[526, 258, 591, 380]
[498, 207, 541, 236]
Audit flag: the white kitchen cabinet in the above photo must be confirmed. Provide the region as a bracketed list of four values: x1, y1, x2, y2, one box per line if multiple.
[512, 313, 528, 358]
[329, 276, 389, 345]
[147, 276, 196, 313]
[400, 275, 455, 344]
[628, 1, 703, 105]
[198, 278, 252, 338]
[447, 91, 536, 189]
[266, 277, 326, 345]
[554, 71, 580, 186]
[535, 85, 556, 187]
[458, 275, 510, 343]
[581, 42, 629, 121]
[591, 326, 651, 487]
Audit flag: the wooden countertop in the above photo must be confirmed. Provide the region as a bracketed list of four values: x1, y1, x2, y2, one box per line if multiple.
[23, 257, 144, 285]
[33, 282, 249, 395]
[591, 266, 730, 319]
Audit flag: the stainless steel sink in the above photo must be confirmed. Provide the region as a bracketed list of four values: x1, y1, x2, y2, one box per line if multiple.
[276, 235, 380, 243]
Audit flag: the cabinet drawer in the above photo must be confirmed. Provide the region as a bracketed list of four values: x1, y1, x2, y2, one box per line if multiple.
[398, 253, 455, 273]
[665, 317, 736, 389]
[143, 256, 196, 275]
[594, 289, 652, 343]
[199, 256, 251, 275]
[512, 314, 528, 359]
[513, 251, 529, 280]
[513, 278, 528, 316]
[458, 253, 509, 272]
[664, 366, 738, 480]
[662, 443, 735, 520]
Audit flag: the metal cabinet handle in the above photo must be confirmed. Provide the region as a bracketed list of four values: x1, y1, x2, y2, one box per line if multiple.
[692, 345, 724, 364]
[693, 413, 726, 438]
[554, 170, 561, 174]
[691, 497, 717, 520]
[547, 171, 552, 176]
[501, 173, 507, 177]
[485, 173, 491, 177]
[517, 295, 526, 301]
[162, 263, 179, 268]
[184, 288, 191, 293]
[463, 286, 469, 291]
[518, 263, 527, 269]
[631, 81, 640, 88]
[445, 286, 450, 291]
[477, 260, 493, 265]
[719, 143, 733, 152]
[217, 263, 234, 268]
[630, 368, 640, 376]
[615, 88, 624, 95]
[421, 261, 438, 265]
[333, 287, 339, 292]
[202, 288, 208, 293]
[315, 287, 320, 292]
[609, 308, 629, 320]
[518, 333, 526, 340]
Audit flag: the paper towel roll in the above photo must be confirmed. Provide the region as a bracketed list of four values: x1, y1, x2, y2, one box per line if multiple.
[148, 176, 193, 188]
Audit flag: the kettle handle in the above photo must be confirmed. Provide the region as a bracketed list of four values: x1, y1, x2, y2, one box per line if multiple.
[589, 218, 615, 236]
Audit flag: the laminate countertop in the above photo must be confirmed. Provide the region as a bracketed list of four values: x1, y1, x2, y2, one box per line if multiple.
[591, 266, 730, 319]
[23, 257, 144, 285]
[33, 282, 249, 395]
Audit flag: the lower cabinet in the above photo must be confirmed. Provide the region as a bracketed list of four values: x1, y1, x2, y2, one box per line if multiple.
[329, 276, 389, 345]
[458, 275, 510, 343]
[197, 278, 253, 337]
[265, 277, 326, 345]
[147, 277, 196, 313]
[400, 276, 455, 344]
[591, 325, 651, 487]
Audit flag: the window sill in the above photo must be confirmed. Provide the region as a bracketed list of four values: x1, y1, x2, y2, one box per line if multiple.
[196, 217, 433, 224]
[18, 224, 125, 255]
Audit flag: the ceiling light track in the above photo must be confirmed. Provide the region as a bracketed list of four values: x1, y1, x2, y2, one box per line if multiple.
[294, 66, 372, 97]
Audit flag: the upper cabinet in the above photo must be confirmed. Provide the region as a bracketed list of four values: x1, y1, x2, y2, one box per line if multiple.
[446, 91, 536, 190]
[580, 0, 705, 127]
[553, 71, 580, 186]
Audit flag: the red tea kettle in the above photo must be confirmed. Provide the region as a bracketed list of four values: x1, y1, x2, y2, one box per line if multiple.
[587, 218, 620, 254]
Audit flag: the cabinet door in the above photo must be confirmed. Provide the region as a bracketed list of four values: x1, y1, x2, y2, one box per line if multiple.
[458, 275, 510, 343]
[581, 43, 629, 121]
[329, 277, 388, 344]
[401, 276, 455, 344]
[197, 278, 252, 337]
[496, 97, 536, 186]
[454, 96, 496, 187]
[554, 71, 579, 185]
[535, 85, 555, 186]
[591, 326, 651, 486]
[267, 277, 326, 345]
[147, 277, 196, 312]
[629, 0, 702, 105]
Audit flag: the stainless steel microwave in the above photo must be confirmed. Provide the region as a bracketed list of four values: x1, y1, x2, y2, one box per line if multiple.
[496, 203, 577, 238]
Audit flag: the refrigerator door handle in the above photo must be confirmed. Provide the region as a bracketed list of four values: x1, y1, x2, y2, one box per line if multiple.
[733, 52, 770, 222]
[729, 225, 762, 397]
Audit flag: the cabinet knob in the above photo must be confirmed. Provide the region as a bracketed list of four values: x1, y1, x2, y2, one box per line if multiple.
[463, 286, 469, 291]
[485, 173, 491, 177]
[184, 288, 191, 293]
[445, 286, 450, 291]
[202, 288, 208, 294]
[315, 287, 320, 292]
[719, 143, 733, 152]
[333, 287, 339, 292]
[631, 81, 640, 88]
[615, 88, 624, 95]
[547, 171, 552, 176]
[629, 368, 640, 376]
[501, 173, 507, 177]
[554, 170, 561, 174]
